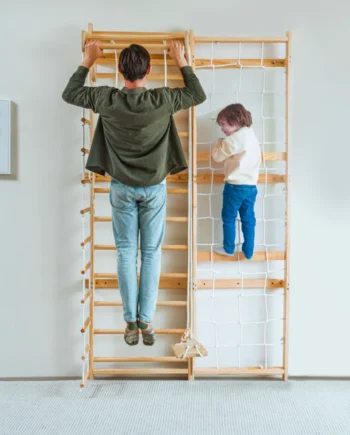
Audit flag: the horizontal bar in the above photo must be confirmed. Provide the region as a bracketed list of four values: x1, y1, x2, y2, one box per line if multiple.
[93, 368, 188, 375]
[81, 236, 92, 247]
[96, 73, 183, 81]
[100, 43, 169, 50]
[195, 36, 288, 43]
[81, 148, 90, 154]
[97, 57, 176, 66]
[93, 187, 188, 194]
[95, 272, 187, 279]
[90, 30, 186, 38]
[197, 251, 285, 262]
[195, 58, 285, 68]
[197, 279, 284, 289]
[81, 261, 92, 275]
[92, 278, 187, 290]
[94, 356, 187, 363]
[197, 174, 285, 184]
[81, 317, 91, 333]
[95, 300, 186, 307]
[94, 328, 184, 335]
[94, 216, 188, 223]
[197, 151, 287, 162]
[195, 367, 284, 375]
[94, 244, 188, 251]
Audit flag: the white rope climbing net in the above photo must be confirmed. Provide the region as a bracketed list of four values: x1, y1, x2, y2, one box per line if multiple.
[194, 41, 287, 370]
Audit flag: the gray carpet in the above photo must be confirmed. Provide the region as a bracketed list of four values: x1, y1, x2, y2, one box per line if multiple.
[1, 380, 349, 434]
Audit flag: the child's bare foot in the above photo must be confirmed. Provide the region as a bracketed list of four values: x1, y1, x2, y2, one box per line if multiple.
[138, 321, 156, 346]
[214, 247, 234, 257]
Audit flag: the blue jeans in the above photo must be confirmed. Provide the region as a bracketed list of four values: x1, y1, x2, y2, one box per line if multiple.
[222, 183, 258, 259]
[109, 179, 166, 323]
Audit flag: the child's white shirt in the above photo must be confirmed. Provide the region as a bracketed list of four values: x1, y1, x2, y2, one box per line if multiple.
[211, 127, 261, 185]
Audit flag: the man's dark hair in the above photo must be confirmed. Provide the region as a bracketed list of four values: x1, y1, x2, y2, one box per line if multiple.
[216, 103, 253, 128]
[119, 44, 151, 82]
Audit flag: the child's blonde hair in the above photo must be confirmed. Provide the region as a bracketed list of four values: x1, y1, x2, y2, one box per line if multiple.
[216, 103, 252, 128]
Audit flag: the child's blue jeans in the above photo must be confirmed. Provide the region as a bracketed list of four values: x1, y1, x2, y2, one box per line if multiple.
[222, 183, 258, 259]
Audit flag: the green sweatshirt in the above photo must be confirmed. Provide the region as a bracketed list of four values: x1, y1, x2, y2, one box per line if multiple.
[62, 65, 206, 186]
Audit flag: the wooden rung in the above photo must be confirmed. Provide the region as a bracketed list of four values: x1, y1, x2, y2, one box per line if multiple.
[81, 344, 90, 361]
[88, 32, 186, 41]
[94, 244, 188, 251]
[167, 188, 188, 194]
[94, 187, 187, 194]
[100, 43, 170, 50]
[97, 56, 177, 66]
[93, 278, 187, 290]
[195, 36, 288, 43]
[81, 117, 92, 126]
[94, 216, 188, 223]
[197, 279, 284, 289]
[189, 171, 285, 184]
[94, 356, 187, 363]
[197, 151, 287, 162]
[96, 73, 183, 81]
[81, 261, 92, 275]
[81, 148, 90, 154]
[94, 328, 184, 335]
[81, 236, 92, 247]
[81, 290, 92, 304]
[80, 368, 90, 389]
[95, 272, 187, 279]
[195, 367, 284, 375]
[195, 58, 286, 69]
[93, 368, 188, 375]
[95, 300, 186, 307]
[81, 317, 91, 333]
[198, 251, 286, 262]
[80, 207, 91, 215]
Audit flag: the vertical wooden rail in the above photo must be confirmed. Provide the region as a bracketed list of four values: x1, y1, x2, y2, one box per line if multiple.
[283, 31, 291, 381]
[88, 22, 95, 381]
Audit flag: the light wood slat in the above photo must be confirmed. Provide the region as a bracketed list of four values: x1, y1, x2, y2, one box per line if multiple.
[94, 244, 188, 251]
[92, 278, 187, 290]
[94, 216, 188, 223]
[197, 279, 284, 289]
[197, 251, 285, 262]
[81, 148, 90, 154]
[195, 58, 285, 68]
[94, 272, 187, 279]
[94, 369, 188, 375]
[195, 367, 284, 375]
[96, 73, 183, 81]
[197, 151, 287, 162]
[100, 43, 170, 50]
[195, 36, 288, 43]
[95, 301, 186, 307]
[94, 329, 184, 335]
[94, 187, 188, 194]
[94, 356, 187, 363]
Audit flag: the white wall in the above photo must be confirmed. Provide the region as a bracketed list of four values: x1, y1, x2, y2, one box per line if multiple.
[1, 0, 350, 377]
